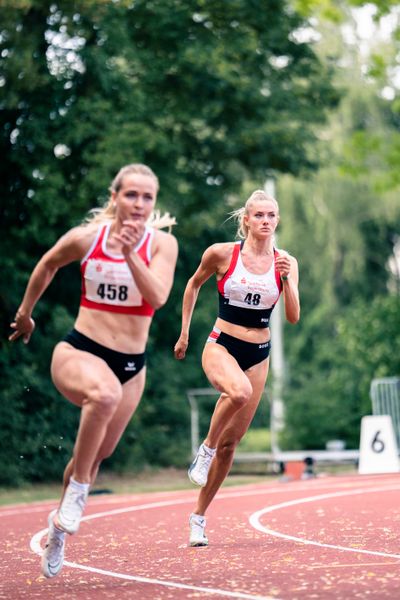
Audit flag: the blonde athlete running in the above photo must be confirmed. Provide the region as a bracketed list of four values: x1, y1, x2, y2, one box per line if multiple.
[174, 190, 300, 546]
[9, 164, 178, 577]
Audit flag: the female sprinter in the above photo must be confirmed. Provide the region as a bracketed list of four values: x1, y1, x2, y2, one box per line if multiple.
[174, 189, 299, 546]
[9, 163, 178, 576]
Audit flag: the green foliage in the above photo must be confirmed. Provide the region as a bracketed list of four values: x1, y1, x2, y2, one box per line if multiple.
[0, 0, 337, 485]
[281, 295, 400, 449]
[275, 15, 400, 450]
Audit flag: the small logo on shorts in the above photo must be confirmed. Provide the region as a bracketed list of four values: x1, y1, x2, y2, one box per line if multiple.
[258, 343, 269, 349]
[125, 361, 136, 371]
[261, 318, 269, 323]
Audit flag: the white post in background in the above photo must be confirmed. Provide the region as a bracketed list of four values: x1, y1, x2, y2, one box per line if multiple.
[265, 177, 285, 455]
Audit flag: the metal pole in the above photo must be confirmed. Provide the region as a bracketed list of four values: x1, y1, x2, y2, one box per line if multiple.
[265, 177, 285, 456]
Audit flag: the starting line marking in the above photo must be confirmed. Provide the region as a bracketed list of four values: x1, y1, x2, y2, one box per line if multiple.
[249, 484, 400, 560]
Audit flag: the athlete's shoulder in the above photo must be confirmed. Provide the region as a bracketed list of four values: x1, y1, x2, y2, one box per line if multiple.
[63, 222, 100, 245]
[275, 247, 296, 260]
[152, 227, 178, 253]
[197, 242, 236, 273]
[204, 241, 236, 260]
[55, 222, 101, 259]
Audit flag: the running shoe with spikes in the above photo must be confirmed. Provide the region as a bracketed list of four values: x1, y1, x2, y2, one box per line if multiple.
[188, 443, 216, 487]
[56, 480, 89, 534]
[41, 509, 66, 578]
[189, 513, 209, 547]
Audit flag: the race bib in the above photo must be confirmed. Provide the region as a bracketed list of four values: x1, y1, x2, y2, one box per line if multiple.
[229, 276, 279, 310]
[84, 259, 142, 307]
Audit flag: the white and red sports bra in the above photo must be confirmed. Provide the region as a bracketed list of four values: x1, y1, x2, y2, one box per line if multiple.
[80, 222, 155, 316]
[217, 241, 282, 328]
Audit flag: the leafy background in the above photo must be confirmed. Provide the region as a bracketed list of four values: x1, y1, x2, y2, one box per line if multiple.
[1, 0, 399, 485]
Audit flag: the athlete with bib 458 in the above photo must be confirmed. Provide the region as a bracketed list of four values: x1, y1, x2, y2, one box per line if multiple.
[9, 163, 178, 578]
[174, 189, 300, 547]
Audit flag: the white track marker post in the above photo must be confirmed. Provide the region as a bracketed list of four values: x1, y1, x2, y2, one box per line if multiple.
[358, 415, 400, 474]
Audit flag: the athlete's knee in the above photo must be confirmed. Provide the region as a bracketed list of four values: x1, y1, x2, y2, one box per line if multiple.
[228, 380, 253, 409]
[86, 380, 123, 417]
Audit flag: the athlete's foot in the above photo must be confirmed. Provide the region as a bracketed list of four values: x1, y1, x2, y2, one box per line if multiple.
[188, 443, 216, 487]
[41, 509, 66, 578]
[56, 478, 89, 534]
[189, 513, 209, 547]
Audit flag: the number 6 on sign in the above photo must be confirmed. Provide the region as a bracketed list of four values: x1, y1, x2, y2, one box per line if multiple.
[358, 415, 400, 474]
[371, 430, 385, 453]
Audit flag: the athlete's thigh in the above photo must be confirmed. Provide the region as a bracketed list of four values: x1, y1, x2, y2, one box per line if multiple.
[202, 342, 249, 394]
[50, 342, 121, 407]
[225, 358, 270, 437]
[111, 367, 146, 427]
[98, 368, 147, 456]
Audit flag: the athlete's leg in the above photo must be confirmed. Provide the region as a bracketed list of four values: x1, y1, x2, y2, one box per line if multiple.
[201, 343, 253, 449]
[51, 342, 123, 485]
[61, 368, 146, 488]
[194, 358, 269, 516]
[89, 368, 146, 483]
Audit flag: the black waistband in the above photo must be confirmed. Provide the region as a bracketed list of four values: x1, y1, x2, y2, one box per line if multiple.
[218, 294, 273, 328]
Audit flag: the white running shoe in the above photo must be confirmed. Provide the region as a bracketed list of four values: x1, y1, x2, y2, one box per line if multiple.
[189, 513, 209, 547]
[188, 443, 216, 487]
[41, 509, 66, 578]
[56, 481, 89, 534]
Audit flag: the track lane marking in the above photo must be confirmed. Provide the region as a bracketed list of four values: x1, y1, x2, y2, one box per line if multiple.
[30, 494, 280, 600]
[249, 484, 400, 560]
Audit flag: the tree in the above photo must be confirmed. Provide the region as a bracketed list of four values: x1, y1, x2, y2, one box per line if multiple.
[275, 7, 400, 450]
[0, 0, 338, 484]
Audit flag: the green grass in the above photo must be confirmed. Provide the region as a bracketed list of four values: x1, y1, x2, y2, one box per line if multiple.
[0, 466, 273, 507]
[237, 428, 271, 452]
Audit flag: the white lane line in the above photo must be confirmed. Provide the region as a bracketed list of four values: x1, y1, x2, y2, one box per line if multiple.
[5, 473, 399, 517]
[30, 495, 279, 600]
[47, 561, 274, 600]
[249, 484, 400, 560]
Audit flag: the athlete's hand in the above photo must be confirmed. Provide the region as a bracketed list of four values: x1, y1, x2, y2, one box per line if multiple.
[113, 220, 146, 257]
[275, 252, 291, 279]
[9, 311, 35, 344]
[174, 335, 188, 360]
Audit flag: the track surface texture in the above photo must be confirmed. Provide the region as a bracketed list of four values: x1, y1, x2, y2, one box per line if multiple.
[1, 473, 400, 599]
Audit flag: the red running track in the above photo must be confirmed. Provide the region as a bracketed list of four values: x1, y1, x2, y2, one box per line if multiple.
[1, 473, 400, 599]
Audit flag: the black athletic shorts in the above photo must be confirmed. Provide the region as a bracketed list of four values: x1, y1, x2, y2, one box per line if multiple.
[63, 328, 146, 384]
[206, 327, 271, 371]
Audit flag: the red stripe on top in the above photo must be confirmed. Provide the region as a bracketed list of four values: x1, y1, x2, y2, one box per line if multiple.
[80, 224, 155, 316]
[217, 242, 241, 295]
[208, 329, 220, 340]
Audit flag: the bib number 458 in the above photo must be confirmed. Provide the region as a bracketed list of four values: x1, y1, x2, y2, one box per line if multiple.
[97, 283, 128, 302]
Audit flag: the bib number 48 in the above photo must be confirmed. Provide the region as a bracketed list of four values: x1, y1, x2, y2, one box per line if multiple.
[97, 283, 128, 302]
[244, 292, 261, 306]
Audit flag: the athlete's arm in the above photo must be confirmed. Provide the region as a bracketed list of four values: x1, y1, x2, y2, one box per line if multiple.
[123, 229, 179, 310]
[276, 253, 300, 324]
[174, 244, 228, 360]
[9, 226, 94, 343]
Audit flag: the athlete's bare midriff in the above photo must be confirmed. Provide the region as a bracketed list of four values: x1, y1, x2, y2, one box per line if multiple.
[74, 306, 152, 353]
[214, 317, 271, 344]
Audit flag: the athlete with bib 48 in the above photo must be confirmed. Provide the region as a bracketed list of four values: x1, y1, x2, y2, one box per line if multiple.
[9, 163, 178, 577]
[174, 189, 300, 547]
